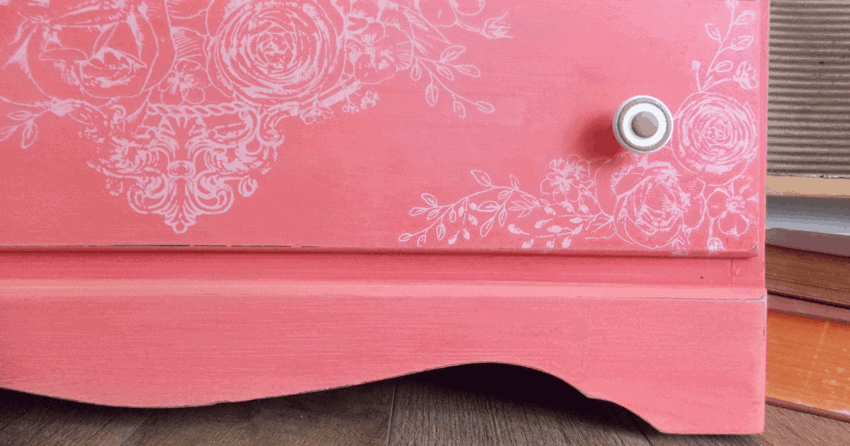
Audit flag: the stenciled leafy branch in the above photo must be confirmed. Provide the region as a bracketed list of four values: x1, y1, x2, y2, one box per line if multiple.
[693, 0, 757, 93]
[399, 170, 542, 246]
[402, 6, 510, 118]
[400, 1, 761, 252]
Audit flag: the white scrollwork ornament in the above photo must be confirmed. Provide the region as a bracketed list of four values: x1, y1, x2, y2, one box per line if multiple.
[0, 0, 510, 233]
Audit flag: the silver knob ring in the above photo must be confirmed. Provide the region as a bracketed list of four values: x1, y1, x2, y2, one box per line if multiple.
[613, 95, 673, 154]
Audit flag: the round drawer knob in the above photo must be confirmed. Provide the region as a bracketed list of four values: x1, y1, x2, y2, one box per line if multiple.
[613, 95, 673, 154]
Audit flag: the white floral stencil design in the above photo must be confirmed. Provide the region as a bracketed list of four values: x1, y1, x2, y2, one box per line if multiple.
[400, 0, 760, 252]
[0, 0, 509, 233]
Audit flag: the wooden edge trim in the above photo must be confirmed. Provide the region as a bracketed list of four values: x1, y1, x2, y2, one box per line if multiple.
[768, 294, 850, 325]
[766, 398, 850, 424]
[766, 228, 850, 257]
[0, 279, 766, 301]
[767, 176, 850, 199]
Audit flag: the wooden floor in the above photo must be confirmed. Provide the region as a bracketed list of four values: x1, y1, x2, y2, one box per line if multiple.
[0, 364, 844, 446]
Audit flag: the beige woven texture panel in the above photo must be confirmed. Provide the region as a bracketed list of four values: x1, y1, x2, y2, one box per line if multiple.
[769, 0, 850, 178]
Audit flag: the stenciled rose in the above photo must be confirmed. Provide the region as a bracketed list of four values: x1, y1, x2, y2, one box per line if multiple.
[207, 0, 346, 106]
[671, 92, 757, 185]
[346, 0, 413, 84]
[540, 155, 594, 212]
[596, 154, 705, 249]
[0, 0, 174, 104]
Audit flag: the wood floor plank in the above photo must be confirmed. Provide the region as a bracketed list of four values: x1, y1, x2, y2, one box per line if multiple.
[631, 416, 767, 446]
[119, 379, 395, 446]
[0, 388, 38, 433]
[762, 403, 850, 446]
[0, 388, 152, 446]
[8, 372, 850, 446]
[388, 364, 651, 446]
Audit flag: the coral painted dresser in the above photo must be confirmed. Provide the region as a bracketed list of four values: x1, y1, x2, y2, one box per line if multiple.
[0, 0, 767, 434]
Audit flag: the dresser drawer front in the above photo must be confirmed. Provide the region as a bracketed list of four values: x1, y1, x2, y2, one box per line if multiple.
[0, 0, 764, 256]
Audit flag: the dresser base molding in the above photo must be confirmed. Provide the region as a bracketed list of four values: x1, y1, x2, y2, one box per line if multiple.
[0, 280, 765, 435]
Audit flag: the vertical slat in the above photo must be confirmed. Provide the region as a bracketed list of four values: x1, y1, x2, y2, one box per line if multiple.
[768, 0, 850, 178]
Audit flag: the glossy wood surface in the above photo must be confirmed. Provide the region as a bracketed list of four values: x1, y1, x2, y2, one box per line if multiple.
[767, 310, 850, 421]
